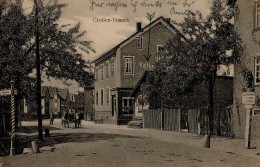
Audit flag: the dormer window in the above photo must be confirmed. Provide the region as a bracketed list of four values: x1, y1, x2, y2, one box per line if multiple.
[136, 37, 143, 49]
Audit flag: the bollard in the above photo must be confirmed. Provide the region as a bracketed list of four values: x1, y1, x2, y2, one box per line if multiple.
[31, 141, 40, 153]
[204, 135, 210, 148]
[45, 128, 50, 137]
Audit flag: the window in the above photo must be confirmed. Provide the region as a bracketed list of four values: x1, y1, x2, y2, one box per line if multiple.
[122, 97, 134, 115]
[105, 61, 109, 78]
[136, 37, 143, 49]
[101, 64, 104, 80]
[256, 2, 260, 28]
[95, 67, 98, 81]
[96, 90, 99, 105]
[255, 57, 260, 84]
[111, 58, 115, 76]
[101, 89, 104, 105]
[253, 109, 260, 116]
[106, 87, 109, 104]
[157, 45, 164, 61]
[125, 57, 134, 74]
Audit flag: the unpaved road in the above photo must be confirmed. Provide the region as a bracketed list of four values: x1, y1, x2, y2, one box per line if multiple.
[1, 120, 260, 167]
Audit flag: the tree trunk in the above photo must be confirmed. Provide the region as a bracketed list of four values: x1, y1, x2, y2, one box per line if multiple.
[208, 82, 214, 135]
[208, 72, 217, 136]
[34, 0, 43, 140]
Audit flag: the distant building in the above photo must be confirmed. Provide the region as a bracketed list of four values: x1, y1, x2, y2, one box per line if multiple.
[57, 88, 75, 115]
[23, 87, 75, 118]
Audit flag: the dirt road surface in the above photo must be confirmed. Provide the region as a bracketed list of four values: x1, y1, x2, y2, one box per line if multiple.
[0, 119, 260, 167]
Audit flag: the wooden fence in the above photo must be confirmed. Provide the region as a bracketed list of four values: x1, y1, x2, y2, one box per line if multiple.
[163, 109, 180, 131]
[143, 109, 180, 131]
[143, 107, 233, 137]
[143, 109, 162, 129]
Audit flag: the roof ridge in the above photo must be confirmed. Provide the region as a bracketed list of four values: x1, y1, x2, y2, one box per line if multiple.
[92, 16, 178, 64]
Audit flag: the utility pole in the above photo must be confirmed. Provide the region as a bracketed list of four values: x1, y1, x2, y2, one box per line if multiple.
[34, 0, 43, 140]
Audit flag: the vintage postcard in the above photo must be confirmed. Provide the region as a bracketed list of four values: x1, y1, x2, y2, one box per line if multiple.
[0, 0, 260, 166]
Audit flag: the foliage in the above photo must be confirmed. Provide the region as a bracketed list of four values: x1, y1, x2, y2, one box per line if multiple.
[144, 0, 243, 134]
[0, 0, 95, 102]
[72, 92, 85, 112]
[241, 68, 254, 92]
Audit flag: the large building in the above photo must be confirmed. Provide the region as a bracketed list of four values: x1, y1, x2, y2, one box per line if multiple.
[230, 0, 260, 138]
[92, 16, 179, 124]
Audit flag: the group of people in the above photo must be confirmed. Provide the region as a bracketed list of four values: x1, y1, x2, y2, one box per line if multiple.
[49, 108, 83, 128]
[61, 108, 82, 128]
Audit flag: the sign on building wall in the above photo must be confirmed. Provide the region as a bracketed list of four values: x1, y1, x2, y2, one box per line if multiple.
[242, 92, 256, 105]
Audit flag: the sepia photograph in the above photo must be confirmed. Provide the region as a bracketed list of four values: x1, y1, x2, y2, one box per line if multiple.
[0, 0, 260, 166]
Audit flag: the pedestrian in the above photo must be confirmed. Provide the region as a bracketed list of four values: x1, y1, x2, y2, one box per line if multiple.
[64, 111, 69, 128]
[75, 112, 79, 128]
[61, 113, 65, 127]
[78, 112, 82, 128]
[49, 112, 54, 126]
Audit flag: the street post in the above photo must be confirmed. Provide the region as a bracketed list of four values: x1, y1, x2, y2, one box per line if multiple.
[10, 80, 16, 155]
[242, 92, 255, 149]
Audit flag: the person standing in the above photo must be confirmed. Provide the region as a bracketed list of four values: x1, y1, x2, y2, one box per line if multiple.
[64, 111, 69, 128]
[75, 112, 79, 128]
[49, 112, 54, 126]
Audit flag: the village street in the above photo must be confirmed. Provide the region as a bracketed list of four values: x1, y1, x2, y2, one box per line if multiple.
[0, 120, 260, 167]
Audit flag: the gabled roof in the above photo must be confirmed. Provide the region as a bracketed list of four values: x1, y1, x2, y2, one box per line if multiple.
[41, 86, 48, 97]
[130, 71, 150, 97]
[57, 88, 69, 100]
[92, 16, 182, 65]
[67, 93, 75, 102]
[48, 87, 57, 98]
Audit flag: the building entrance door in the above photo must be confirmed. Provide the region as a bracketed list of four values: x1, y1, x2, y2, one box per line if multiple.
[112, 95, 116, 117]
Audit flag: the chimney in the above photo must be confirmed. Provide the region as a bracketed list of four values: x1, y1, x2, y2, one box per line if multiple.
[166, 18, 171, 24]
[136, 22, 142, 32]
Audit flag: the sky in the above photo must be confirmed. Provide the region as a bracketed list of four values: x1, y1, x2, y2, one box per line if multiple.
[22, 0, 214, 93]
[56, 0, 212, 61]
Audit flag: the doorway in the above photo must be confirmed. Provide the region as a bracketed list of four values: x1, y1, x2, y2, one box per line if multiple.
[112, 95, 116, 117]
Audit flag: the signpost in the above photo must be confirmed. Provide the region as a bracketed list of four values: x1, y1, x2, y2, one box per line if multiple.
[0, 81, 17, 155]
[242, 92, 255, 149]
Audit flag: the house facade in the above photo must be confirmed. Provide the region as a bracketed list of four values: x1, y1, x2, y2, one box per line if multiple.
[92, 17, 179, 124]
[230, 0, 260, 138]
[57, 88, 75, 115]
[23, 87, 74, 119]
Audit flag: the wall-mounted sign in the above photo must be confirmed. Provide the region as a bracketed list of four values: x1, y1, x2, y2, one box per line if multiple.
[0, 89, 11, 96]
[139, 62, 154, 69]
[242, 92, 256, 105]
[0, 89, 17, 96]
